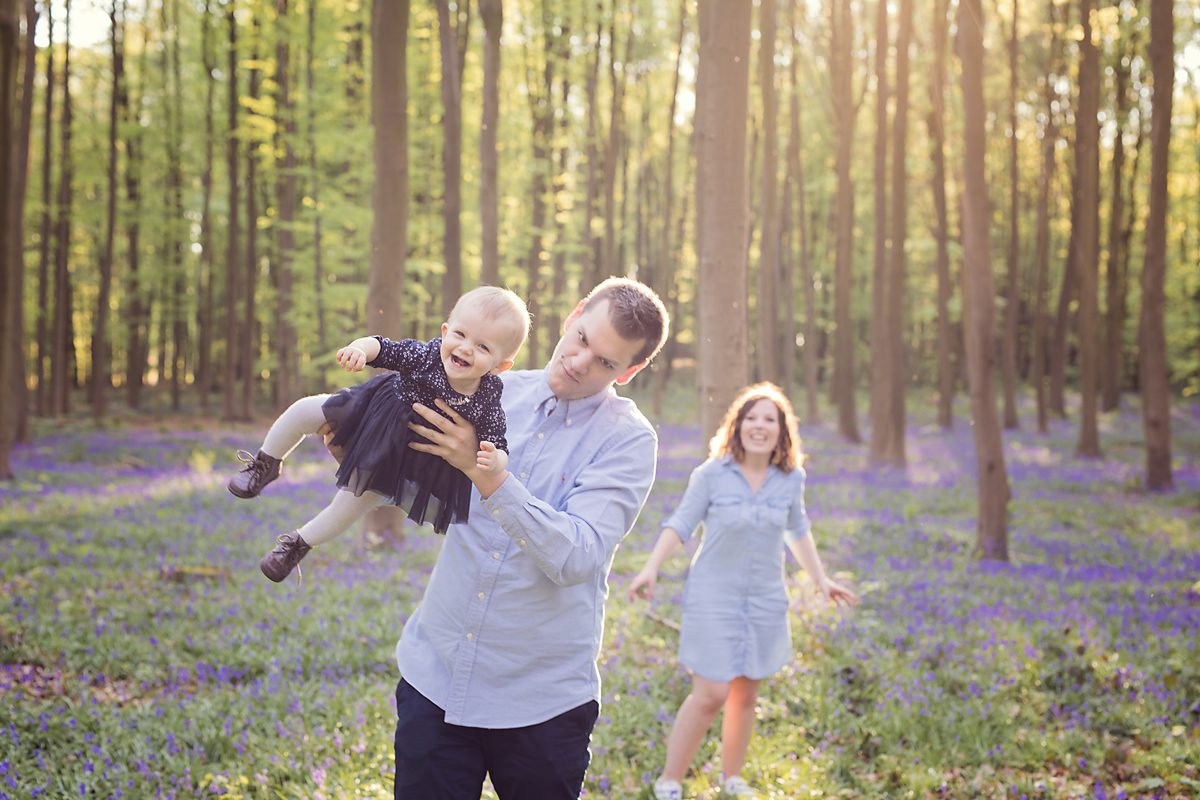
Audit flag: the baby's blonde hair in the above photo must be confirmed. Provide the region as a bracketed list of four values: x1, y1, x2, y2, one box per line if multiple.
[448, 286, 531, 359]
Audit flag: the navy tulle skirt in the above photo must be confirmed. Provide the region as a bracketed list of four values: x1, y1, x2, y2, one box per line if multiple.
[322, 374, 471, 534]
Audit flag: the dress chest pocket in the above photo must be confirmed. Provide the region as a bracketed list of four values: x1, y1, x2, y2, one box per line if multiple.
[707, 494, 744, 525]
[760, 495, 791, 527]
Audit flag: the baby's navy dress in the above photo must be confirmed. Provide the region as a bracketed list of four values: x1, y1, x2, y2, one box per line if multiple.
[661, 457, 812, 682]
[321, 336, 507, 534]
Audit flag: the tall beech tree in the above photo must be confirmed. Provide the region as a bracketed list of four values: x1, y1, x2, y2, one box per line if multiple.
[957, 0, 1010, 560]
[478, 0, 501, 286]
[1139, 0, 1173, 489]
[1001, 0, 1020, 430]
[755, 0, 780, 384]
[928, 0, 954, 429]
[1074, 0, 1101, 458]
[0, 0, 17, 475]
[695, 0, 751, 442]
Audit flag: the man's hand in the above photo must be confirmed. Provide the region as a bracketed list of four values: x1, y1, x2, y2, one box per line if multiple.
[409, 400, 511, 498]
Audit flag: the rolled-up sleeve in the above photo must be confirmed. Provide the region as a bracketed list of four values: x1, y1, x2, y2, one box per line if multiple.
[661, 463, 713, 544]
[480, 426, 658, 586]
[785, 468, 812, 544]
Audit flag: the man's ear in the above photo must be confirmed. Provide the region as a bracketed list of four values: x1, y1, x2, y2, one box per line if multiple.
[561, 299, 588, 334]
[491, 359, 515, 375]
[614, 359, 648, 386]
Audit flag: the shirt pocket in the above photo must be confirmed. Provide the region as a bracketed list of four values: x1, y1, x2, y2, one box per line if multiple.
[761, 495, 792, 528]
[708, 493, 744, 526]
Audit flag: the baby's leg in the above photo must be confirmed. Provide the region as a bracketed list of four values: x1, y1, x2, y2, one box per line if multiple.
[298, 488, 388, 546]
[261, 395, 332, 459]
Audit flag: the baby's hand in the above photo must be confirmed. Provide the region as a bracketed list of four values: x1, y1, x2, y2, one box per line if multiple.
[476, 441, 508, 474]
[336, 345, 367, 372]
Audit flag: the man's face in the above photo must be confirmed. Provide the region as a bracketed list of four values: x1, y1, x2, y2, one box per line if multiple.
[547, 300, 647, 400]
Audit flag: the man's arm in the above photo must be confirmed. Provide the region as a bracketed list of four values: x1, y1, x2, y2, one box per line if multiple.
[408, 399, 657, 586]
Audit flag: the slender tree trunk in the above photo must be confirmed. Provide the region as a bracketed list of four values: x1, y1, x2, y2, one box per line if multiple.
[830, 0, 860, 442]
[196, 0, 216, 413]
[164, 0, 185, 411]
[1049, 175, 1077, 418]
[275, 0, 298, 405]
[91, 0, 123, 419]
[123, 13, 146, 409]
[49, 0, 72, 417]
[33, 0, 50, 416]
[929, 0, 953, 429]
[241, 23, 261, 420]
[1101, 45, 1131, 412]
[867, 0, 889, 459]
[222, 0, 240, 420]
[696, 0, 752, 442]
[956, 0, 1010, 560]
[306, 0, 325, 351]
[785, 1, 815, 418]
[651, 0, 688, 416]
[363, 0, 411, 537]
[9, 0, 37, 443]
[756, 0, 780, 384]
[884, 0, 912, 464]
[478, 0, 501, 286]
[1031, 0, 1061, 434]
[522, 21, 551, 369]
[543, 12, 571, 357]
[1074, 0, 1101, 457]
[582, 16, 602, 289]
[602, 17, 631, 278]
[1001, 0, 1020, 429]
[435, 0, 465, 317]
[1139, 0, 1173, 489]
[0, 0, 17, 476]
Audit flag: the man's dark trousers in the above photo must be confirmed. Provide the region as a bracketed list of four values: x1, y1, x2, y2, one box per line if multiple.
[393, 679, 599, 800]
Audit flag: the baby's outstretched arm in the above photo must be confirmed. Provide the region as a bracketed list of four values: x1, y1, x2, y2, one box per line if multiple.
[336, 336, 382, 372]
[476, 440, 508, 474]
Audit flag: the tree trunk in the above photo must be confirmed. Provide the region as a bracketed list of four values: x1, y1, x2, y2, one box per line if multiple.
[755, 0, 779, 384]
[123, 11, 146, 410]
[867, 0, 889, 460]
[884, 0, 912, 464]
[928, 0, 953, 429]
[786, 1, 815, 420]
[543, 10, 571, 359]
[1048, 174, 1076, 418]
[522, 15, 552, 369]
[956, 0, 1010, 560]
[49, 0, 73, 417]
[164, 0, 185, 411]
[274, 0, 298, 405]
[306, 0, 325, 352]
[90, 1, 123, 419]
[478, 0, 501, 286]
[582, 17, 602, 290]
[196, 0, 216, 413]
[1139, 0, 1173, 489]
[1074, 0, 1101, 458]
[695, 0, 752, 442]
[222, 1, 239, 420]
[9, 0, 37, 444]
[33, 0, 50, 416]
[363, 0, 411, 538]
[602, 17, 631, 278]
[1001, 0, 1020, 429]
[830, 0, 860, 443]
[651, 0, 688, 416]
[1031, 0, 1061, 434]
[1101, 45, 1131, 412]
[241, 22, 261, 420]
[435, 0, 465, 317]
[0, 0, 17, 476]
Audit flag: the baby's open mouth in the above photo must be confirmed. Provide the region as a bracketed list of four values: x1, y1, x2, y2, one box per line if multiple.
[451, 354, 470, 369]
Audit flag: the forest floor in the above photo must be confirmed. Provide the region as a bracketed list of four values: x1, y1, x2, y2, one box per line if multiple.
[1, 389, 1198, 799]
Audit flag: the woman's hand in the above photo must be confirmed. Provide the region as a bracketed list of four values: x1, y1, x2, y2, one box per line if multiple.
[817, 578, 859, 608]
[628, 566, 658, 602]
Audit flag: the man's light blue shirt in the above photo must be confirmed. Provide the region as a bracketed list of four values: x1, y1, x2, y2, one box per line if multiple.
[395, 368, 658, 727]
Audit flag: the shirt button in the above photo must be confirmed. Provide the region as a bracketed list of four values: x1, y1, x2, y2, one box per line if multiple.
[491, 509, 501, 516]
[492, 551, 501, 560]
[518, 538, 527, 547]
[520, 471, 528, 479]
[466, 632, 474, 641]
[477, 592, 486, 600]
[565, 418, 573, 427]
[537, 432, 545, 440]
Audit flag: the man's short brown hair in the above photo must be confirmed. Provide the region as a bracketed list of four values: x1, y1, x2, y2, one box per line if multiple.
[580, 277, 670, 366]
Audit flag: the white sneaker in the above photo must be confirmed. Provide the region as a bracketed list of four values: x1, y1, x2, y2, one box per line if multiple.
[721, 775, 757, 798]
[653, 778, 683, 800]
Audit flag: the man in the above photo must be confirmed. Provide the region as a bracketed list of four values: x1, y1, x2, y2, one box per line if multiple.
[395, 278, 670, 799]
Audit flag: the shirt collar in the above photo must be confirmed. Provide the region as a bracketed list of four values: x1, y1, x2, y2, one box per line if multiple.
[533, 366, 613, 418]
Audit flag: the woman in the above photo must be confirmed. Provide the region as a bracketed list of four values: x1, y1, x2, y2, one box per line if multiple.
[630, 383, 858, 799]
